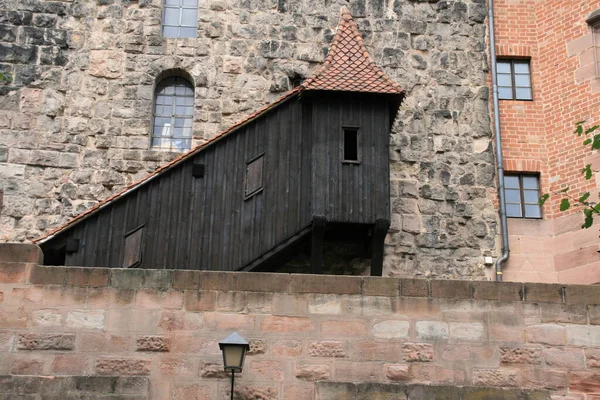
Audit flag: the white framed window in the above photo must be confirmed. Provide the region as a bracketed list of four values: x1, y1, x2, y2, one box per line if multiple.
[151, 76, 194, 152]
[162, 0, 198, 38]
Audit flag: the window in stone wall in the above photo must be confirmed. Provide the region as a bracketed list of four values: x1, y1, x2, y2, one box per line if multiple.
[587, 10, 600, 77]
[497, 59, 532, 100]
[162, 0, 198, 38]
[504, 174, 542, 218]
[151, 76, 194, 152]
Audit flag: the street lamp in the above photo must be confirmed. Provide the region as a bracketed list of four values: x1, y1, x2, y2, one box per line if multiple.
[219, 332, 250, 400]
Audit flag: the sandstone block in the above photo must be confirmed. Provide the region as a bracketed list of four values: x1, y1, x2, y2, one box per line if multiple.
[320, 320, 367, 337]
[585, 348, 600, 368]
[471, 281, 522, 301]
[11, 357, 43, 375]
[353, 340, 402, 362]
[385, 364, 409, 381]
[295, 364, 331, 381]
[65, 267, 109, 287]
[31, 309, 62, 327]
[198, 362, 228, 379]
[272, 340, 302, 357]
[78, 333, 132, 353]
[449, 322, 485, 341]
[308, 340, 346, 358]
[260, 316, 311, 332]
[135, 289, 183, 310]
[401, 278, 429, 297]
[472, 368, 518, 387]
[17, 333, 75, 350]
[66, 310, 105, 330]
[283, 384, 315, 400]
[28, 264, 66, 285]
[569, 372, 600, 393]
[334, 361, 383, 383]
[248, 338, 266, 355]
[416, 321, 449, 340]
[362, 277, 399, 297]
[543, 348, 585, 369]
[250, 360, 284, 381]
[290, 274, 361, 295]
[523, 369, 567, 390]
[183, 290, 216, 312]
[95, 358, 151, 376]
[567, 325, 600, 346]
[51, 354, 89, 375]
[526, 324, 566, 345]
[524, 283, 564, 304]
[431, 280, 470, 299]
[173, 270, 202, 290]
[541, 303, 587, 324]
[135, 335, 171, 352]
[159, 358, 195, 377]
[308, 294, 342, 315]
[232, 385, 278, 400]
[172, 384, 211, 400]
[0, 263, 28, 283]
[372, 320, 410, 339]
[402, 343, 434, 362]
[0, 243, 43, 263]
[500, 346, 542, 365]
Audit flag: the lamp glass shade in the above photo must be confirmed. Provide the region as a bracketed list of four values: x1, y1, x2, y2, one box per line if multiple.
[219, 332, 250, 372]
[222, 344, 246, 371]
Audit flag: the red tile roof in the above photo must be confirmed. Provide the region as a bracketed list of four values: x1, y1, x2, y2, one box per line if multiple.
[34, 7, 403, 244]
[302, 7, 403, 95]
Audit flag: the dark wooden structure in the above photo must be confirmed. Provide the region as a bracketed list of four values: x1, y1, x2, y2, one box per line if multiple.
[36, 8, 404, 275]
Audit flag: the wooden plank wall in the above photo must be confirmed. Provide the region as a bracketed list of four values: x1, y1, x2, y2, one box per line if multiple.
[311, 93, 391, 224]
[48, 97, 312, 270]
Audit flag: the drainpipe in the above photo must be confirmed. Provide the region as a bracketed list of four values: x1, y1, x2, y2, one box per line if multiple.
[488, 0, 509, 281]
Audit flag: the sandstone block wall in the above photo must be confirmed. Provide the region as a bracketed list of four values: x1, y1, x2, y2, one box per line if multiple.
[1, 253, 600, 398]
[0, 0, 497, 279]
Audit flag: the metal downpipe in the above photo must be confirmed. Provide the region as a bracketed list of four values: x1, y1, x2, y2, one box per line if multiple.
[488, 0, 509, 281]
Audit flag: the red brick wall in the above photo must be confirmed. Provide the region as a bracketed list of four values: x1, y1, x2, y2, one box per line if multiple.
[494, 0, 600, 283]
[2, 260, 600, 398]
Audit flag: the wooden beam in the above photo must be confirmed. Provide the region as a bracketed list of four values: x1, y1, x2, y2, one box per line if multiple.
[371, 218, 389, 277]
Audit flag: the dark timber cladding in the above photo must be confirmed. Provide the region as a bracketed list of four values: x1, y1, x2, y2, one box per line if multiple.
[310, 92, 391, 224]
[42, 97, 312, 271]
[36, 7, 405, 274]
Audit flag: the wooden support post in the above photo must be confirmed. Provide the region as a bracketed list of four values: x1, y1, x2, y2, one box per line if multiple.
[371, 218, 389, 277]
[311, 216, 327, 274]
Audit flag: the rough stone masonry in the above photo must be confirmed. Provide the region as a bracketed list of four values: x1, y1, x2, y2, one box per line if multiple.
[0, 0, 496, 278]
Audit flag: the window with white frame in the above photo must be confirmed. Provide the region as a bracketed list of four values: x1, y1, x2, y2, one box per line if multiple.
[151, 76, 194, 152]
[162, 0, 198, 38]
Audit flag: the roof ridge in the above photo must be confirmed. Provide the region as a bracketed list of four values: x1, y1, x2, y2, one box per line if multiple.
[302, 6, 403, 94]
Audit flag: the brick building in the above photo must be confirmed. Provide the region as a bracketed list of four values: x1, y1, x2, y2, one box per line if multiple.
[494, 0, 600, 284]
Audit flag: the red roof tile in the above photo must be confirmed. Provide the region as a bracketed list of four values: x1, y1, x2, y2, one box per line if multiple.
[302, 7, 403, 95]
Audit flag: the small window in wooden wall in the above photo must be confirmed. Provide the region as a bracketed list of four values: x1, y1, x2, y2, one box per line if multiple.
[343, 127, 360, 163]
[245, 154, 264, 199]
[123, 226, 144, 268]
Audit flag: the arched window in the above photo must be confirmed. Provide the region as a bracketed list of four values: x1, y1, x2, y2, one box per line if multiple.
[162, 0, 198, 38]
[152, 76, 194, 152]
[588, 10, 600, 77]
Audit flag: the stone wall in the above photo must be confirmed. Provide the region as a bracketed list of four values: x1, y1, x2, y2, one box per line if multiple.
[0, 0, 497, 279]
[1, 245, 600, 399]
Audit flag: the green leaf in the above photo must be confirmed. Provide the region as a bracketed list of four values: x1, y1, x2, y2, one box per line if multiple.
[584, 138, 592, 145]
[583, 213, 594, 229]
[560, 198, 571, 211]
[538, 193, 550, 206]
[579, 192, 591, 203]
[586, 125, 600, 134]
[576, 120, 586, 125]
[576, 124, 584, 135]
[559, 186, 570, 193]
[592, 135, 600, 150]
[582, 164, 593, 180]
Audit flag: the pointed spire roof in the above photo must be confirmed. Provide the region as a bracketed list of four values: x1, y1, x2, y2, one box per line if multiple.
[302, 7, 403, 95]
